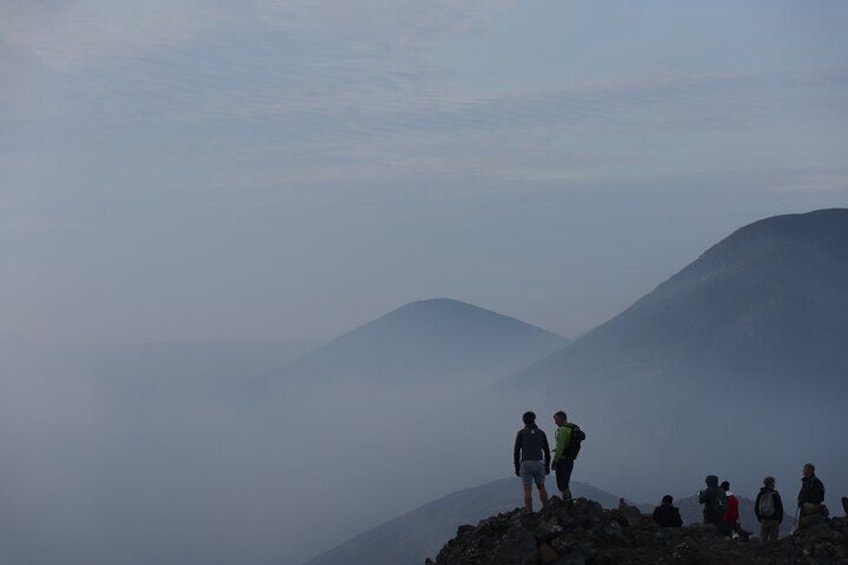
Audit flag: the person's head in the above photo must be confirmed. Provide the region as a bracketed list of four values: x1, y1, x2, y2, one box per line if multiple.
[763, 476, 776, 489]
[705, 475, 718, 487]
[720, 481, 730, 491]
[522, 411, 536, 426]
[661, 494, 674, 505]
[553, 411, 567, 426]
[803, 463, 815, 477]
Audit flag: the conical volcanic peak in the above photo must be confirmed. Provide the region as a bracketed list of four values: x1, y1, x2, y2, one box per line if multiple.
[280, 298, 567, 385]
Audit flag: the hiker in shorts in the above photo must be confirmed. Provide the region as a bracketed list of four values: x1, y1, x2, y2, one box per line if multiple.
[797, 463, 825, 518]
[513, 411, 551, 513]
[754, 476, 784, 545]
[653, 494, 683, 528]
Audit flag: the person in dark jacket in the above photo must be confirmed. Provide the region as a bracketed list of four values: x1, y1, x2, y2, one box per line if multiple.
[699, 475, 723, 528]
[754, 476, 784, 545]
[513, 411, 551, 513]
[797, 463, 825, 517]
[653, 494, 683, 528]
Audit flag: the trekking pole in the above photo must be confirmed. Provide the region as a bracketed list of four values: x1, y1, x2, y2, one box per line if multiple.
[791, 507, 800, 534]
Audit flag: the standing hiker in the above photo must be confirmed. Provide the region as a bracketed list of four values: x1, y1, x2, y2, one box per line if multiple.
[797, 463, 826, 518]
[513, 411, 551, 513]
[720, 481, 751, 540]
[754, 476, 784, 545]
[699, 475, 727, 531]
[552, 410, 584, 501]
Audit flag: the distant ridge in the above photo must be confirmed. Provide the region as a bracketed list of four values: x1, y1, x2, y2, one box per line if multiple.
[273, 298, 568, 386]
[506, 208, 848, 388]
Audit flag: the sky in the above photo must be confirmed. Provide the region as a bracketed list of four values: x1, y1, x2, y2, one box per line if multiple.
[2, 0, 847, 344]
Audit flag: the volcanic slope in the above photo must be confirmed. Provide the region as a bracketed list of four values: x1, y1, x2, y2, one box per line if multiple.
[498, 209, 848, 503]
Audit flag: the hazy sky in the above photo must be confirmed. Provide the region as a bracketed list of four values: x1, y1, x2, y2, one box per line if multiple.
[3, 0, 847, 344]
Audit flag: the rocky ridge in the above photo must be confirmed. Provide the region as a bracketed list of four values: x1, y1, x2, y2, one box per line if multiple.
[427, 497, 848, 564]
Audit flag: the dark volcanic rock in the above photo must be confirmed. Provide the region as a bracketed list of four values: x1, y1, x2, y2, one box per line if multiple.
[429, 497, 848, 564]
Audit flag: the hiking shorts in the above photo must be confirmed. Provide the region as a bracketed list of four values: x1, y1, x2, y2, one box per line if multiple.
[520, 460, 546, 486]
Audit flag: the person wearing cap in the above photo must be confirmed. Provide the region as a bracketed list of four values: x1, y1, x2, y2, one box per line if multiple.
[513, 410, 551, 513]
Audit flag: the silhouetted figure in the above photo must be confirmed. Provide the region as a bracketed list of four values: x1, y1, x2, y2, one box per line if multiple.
[699, 475, 726, 531]
[653, 494, 683, 528]
[552, 410, 584, 501]
[720, 481, 751, 540]
[755, 476, 784, 545]
[797, 463, 825, 518]
[513, 411, 550, 513]
[842, 496, 848, 517]
[617, 498, 642, 527]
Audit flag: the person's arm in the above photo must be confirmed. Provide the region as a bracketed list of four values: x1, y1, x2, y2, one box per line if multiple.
[652, 507, 661, 523]
[775, 492, 784, 523]
[513, 431, 522, 475]
[754, 492, 762, 521]
[541, 431, 551, 470]
[673, 508, 683, 527]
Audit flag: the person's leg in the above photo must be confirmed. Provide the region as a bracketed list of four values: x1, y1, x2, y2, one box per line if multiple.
[528, 461, 548, 508]
[768, 520, 780, 542]
[522, 483, 533, 513]
[559, 458, 574, 499]
[759, 521, 768, 545]
[536, 482, 549, 507]
[520, 462, 534, 512]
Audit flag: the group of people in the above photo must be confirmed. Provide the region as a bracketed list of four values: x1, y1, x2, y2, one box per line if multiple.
[512, 411, 840, 545]
[512, 410, 583, 513]
[655, 462, 828, 545]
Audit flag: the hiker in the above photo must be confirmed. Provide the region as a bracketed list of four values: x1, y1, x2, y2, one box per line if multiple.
[797, 463, 825, 518]
[720, 481, 751, 540]
[552, 410, 584, 501]
[699, 475, 726, 531]
[754, 476, 784, 545]
[653, 494, 683, 528]
[513, 411, 551, 513]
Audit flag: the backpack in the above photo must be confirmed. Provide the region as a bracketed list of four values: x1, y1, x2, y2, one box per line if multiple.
[564, 423, 586, 459]
[713, 489, 728, 517]
[758, 491, 776, 518]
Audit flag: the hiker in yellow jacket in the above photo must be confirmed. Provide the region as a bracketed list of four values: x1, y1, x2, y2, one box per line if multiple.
[552, 411, 575, 501]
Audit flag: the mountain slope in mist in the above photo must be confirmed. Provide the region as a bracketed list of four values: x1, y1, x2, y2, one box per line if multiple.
[271, 298, 568, 387]
[495, 208, 848, 506]
[509, 208, 848, 387]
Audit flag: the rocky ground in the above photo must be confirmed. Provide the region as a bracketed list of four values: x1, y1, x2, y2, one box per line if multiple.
[427, 497, 848, 564]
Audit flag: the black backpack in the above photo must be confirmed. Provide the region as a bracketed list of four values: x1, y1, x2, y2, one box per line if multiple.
[564, 423, 586, 459]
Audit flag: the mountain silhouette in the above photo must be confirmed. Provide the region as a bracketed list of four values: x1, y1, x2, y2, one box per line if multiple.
[274, 298, 568, 387]
[508, 208, 848, 389]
